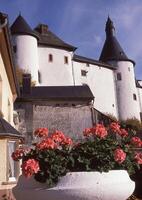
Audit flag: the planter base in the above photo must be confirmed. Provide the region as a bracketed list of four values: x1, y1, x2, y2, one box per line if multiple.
[13, 170, 135, 200]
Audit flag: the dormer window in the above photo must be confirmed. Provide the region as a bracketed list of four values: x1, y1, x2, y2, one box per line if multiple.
[64, 56, 68, 64]
[49, 54, 53, 62]
[81, 70, 87, 76]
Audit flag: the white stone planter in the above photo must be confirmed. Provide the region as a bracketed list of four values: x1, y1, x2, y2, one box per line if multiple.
[13, 170, 135, 200]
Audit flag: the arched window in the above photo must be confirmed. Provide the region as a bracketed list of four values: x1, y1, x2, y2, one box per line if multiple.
[49, 54, 53, 62]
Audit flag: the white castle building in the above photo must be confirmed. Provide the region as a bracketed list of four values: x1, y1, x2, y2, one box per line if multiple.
[10, 14, 142, 122]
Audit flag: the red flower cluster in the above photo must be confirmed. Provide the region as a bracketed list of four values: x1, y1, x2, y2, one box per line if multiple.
[36, 138, 56, 150]
[51, 130, 73, 146]
[83, 124, 107, 139]
[119, 129, 128, 137]
[131, 137, 142, 147]
[114, 148, 126, 164]
[135, 152, 142, 164]
[94, 124, 108, 138]
[34, 128, 48, 137]
[110, 122, 120, 133]
[21, 159, 40, 178]
[11, 148, 25, 161]
[51, 130, 66, 142]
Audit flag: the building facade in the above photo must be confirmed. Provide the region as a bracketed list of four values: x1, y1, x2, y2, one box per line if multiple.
[11, 15, 142, 122]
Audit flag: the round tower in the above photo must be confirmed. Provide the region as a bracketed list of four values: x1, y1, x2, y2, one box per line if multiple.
[11, 14, 39, 85]
[99, 17, 140, 121]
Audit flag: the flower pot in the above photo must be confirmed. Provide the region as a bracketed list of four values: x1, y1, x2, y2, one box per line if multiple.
[13, 170, 135, 200]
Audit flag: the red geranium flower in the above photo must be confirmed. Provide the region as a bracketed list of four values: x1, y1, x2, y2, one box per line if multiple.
[135, 152, 142, 164]
[12, 148, 25, 161]
[50, 130, 66, 143]
[110, 122, 120, 133]
[119, 129, 128, 137]
[21, 159, 40, 178]
[114, 148, 126, 164]
[93, 124, 108, 139]
[62, 137, 73, 146]
[131, 137, 142, 147]
[36, 138, 55, 150]
[34, 128, 48, 138]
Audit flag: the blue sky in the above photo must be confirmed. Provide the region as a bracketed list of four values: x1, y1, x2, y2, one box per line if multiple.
[1, 0, 142, 79]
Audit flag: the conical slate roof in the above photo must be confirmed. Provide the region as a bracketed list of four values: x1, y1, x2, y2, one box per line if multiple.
[99, 17, 134, 64]
[0, 117, 23, 138]
[11, 14, 38, 39]
[34, 24, 77, 51]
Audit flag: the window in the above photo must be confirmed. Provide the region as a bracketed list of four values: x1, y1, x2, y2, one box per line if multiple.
[117, 73, 122, 81]
[38, 70, 41, 83]
[49, 54, 53, 62]
[13, 45, 17, 53]
[8, 141, 18, 181]
[8, 99, 11, 123]
[86, 63, 90, 67]
[81, 70, 87, 76]
[128, 67, 130, 72]
[133, 94, 137, 101]
[64, 56, 68, 64]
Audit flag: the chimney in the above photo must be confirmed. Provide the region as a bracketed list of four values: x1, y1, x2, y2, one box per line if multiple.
[22, 74, 31, 95]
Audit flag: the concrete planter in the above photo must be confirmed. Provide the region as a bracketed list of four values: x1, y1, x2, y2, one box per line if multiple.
[13, 170, 135, 200]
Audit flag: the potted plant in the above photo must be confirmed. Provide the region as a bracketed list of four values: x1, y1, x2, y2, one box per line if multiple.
[12, 123, 142, 200]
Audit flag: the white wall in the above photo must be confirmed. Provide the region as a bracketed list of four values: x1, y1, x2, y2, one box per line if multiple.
[38, 47, 74, 86]
[73, 61, 118, 118]
[112, 61, 140, 121]
[13, 35, 39, 84]
[0, 54, 13, 124]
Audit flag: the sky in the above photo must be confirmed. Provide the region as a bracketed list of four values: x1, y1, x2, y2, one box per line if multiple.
[1, 0, 142, 79]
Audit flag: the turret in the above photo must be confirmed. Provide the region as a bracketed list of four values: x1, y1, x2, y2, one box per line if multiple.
[11, 14, 39, 85]
[99, 17, 140, 121]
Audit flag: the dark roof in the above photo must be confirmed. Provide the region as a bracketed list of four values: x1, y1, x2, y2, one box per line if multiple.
[99, 17, 135, 65]
[0, 117, 22, 138]
[11, 15, 38, 39]
[34, 24, 77, 51]
[17, 85, 94, 102]
[73, 54, 115, 70]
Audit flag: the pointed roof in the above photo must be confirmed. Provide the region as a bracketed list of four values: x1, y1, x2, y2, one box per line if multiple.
[34, 24, 77, 51]
[99, 17, 134, 65]
[0, 117, 23, 138]
[11, 14, 38, 39]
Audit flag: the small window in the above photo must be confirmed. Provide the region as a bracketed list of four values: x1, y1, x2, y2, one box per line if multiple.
[86, 63, 90, 67]
[128, 67, 130, 72]
[38, 70, 41, 83]
[117, 73, 122, 81]
[64, 56, 68, 64]
[49, 54, 53, 62]
[133, 94, 137, 101]
[13, 45, 17, 53]
[81, 70, 87, 76]
[8, 141, 18, 181]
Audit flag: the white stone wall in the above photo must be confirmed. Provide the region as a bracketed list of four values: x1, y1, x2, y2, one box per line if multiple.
[13, 35, 39, 84]
[112, 61, 140, 121]
[38, 47, 74, 86]
[73, 61, 118, 118]
[137, 87, 142, 113]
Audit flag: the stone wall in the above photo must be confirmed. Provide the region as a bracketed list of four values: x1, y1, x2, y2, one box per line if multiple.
[33, 105, 93, 140]
[15, 103, 93, 142]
